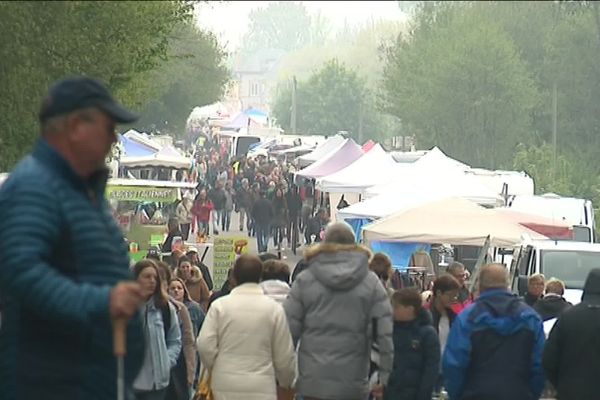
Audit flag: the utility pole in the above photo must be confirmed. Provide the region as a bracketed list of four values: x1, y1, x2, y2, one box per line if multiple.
[291, 76, 297, 135]
[552, 82, 558, 182]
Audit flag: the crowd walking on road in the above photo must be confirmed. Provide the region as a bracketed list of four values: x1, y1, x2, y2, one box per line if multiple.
[1, 77, 600, 400]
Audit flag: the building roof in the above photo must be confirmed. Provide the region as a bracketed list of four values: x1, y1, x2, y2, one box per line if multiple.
[234, 48, 287, 75]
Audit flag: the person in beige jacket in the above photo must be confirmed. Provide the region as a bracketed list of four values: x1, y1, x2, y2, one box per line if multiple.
[197, 254, 296, 400]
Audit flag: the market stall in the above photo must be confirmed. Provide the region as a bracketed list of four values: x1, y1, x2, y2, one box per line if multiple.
[295, 138, 364, 179]
[295, 135, 346, 167]
[107, 178, 197, 261]
[316, 143, 398, 194]
[362, 197, 547, 247]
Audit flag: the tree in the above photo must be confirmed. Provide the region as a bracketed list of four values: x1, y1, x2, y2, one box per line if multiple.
[0, 1, 229, 170]
[135, 23, 230, 135]
[272, 59, 370, 139]
[513, 143, 575, 195]
[381, 3, 539, 168]
[239, 1, 330, 54]
[275, 20, 406, 141]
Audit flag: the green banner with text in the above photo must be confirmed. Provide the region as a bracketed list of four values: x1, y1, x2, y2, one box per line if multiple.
[106, 185, 178, 202]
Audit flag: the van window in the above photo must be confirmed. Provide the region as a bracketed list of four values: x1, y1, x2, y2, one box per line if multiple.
[541, 250, 600, 289]
[573, 226, 592, 242]
[236, 137, 261, 157]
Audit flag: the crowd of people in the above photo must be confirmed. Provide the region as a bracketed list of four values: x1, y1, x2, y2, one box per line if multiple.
[1, 77, 599, 400]
[171, 132, 335, 254]
[130, 222, 600, 400]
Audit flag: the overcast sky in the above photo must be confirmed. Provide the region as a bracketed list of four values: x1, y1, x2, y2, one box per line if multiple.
[195, 1, 407, 51]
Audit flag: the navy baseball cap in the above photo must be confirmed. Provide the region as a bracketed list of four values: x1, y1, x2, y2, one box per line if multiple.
[39, 76, 138, 123]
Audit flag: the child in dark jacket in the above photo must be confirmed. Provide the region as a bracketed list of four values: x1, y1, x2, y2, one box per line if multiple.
[382, 288, 440, 400]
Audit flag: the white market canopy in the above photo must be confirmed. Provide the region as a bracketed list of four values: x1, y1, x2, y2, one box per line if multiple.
[271, 143, 316, 155]
[338, 190, 448, 221]
[295, 138, 364, 179]
[296, 135, 346, 167]
[364, 170, 504, 206]
[316, 143, 398, 193]
[120, 145, 191, 169]
[362, 197, 547, 247]
[123, 130, 163, 152]
[412, 146, 468, 171]
[465, 168, 534, 196]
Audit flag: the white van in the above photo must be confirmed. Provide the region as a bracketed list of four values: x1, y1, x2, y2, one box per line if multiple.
[511, 240, 600, 305]
[216, 131, 263, 158]
[507, 193, 595, 242]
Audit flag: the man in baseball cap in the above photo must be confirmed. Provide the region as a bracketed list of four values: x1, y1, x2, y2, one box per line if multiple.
[0, 76, 145, 399]
[39, 76, 138, 124]
[38, 76, 138, 178]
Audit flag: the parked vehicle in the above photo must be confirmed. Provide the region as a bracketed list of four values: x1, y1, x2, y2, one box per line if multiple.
[511, 239, 600, 305]
[507, 193, 595, 243]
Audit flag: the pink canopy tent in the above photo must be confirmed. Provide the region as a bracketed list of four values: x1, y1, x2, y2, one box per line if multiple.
[295, 138, 364, 179]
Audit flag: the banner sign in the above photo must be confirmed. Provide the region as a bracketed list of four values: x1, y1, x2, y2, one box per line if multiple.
[212, 237, 250, 289]
[106, 185, 178, 202]
[370, 241, 431, 270]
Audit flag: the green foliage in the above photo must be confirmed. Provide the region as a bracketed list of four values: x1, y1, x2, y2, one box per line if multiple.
[381, 0, 600, 208]
[135, 23, 230, 135]
[382, 3, 539, 169]
[272, 59, 371, 139]
[239, 2, 330, 55]
[513, 143, 575, 195]
[0, 1, 228, 170]
[275, 20, 405, 141]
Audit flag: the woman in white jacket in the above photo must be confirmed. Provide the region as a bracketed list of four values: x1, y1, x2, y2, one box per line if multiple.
[197, 254, 296, 400]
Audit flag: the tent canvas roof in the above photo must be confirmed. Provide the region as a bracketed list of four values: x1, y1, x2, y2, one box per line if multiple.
[364, 170, 504, 206]
[495, 208, 572, 239]
[296, 135, 346, 167]
[316, 144, 398, 193]
[413, 146, 468, 171]
[222, 108, 268, 130]
[108, 178, 197, 189]
[362, 197, 546, 247]
[120, 145, 191, 169]
[296, 139, 364, 179]
[338, 190, 447, 221]
[118, 134, 157, 157]
[123, 130, 162, 151]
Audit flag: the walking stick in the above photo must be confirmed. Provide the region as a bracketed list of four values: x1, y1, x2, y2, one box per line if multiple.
[113, 318, 127, 400]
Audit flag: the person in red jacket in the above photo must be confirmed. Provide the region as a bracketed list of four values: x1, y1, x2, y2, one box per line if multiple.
[192, 189, 213, 236]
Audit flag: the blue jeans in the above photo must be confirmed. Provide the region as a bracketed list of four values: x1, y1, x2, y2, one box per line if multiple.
[221, 210, 232, 231]
[256, 224, 270, 253]
[212, 209, 223, 232]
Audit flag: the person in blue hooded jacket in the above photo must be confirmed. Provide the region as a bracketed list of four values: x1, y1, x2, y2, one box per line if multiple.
[0, 77, 146, 400]
[381, 288, 440, 400]
[442, 263, 545, 400]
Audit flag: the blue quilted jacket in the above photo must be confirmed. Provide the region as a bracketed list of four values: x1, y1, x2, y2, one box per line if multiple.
[0, 139, 144, 400]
